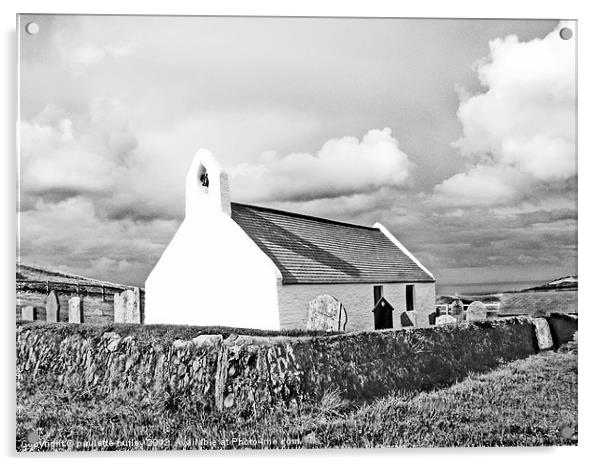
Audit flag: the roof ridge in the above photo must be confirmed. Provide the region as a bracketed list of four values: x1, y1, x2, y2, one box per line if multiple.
[231, 202, 378, 231]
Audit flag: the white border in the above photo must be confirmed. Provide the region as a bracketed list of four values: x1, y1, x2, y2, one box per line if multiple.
[3, 1, 599, 465]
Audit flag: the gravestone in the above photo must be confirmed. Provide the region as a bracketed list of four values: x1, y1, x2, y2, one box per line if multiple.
[21, 305, 37, 321]
[114, 288, 141, 323]
[435, 314, 457, 325]
[68, 296, 84, 323]
[124, 288, 142, 323]
[450, 299, 464, 322]
[46, 291, 59, 322]
[466, 301, 487, 321]
[114, 292, 126, 323]
[400, 310, 416, 327]
[307, 294, 346, 331]
[533, 318, 554, 351]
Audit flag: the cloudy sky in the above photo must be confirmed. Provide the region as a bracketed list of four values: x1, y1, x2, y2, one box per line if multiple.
[18, 15, 577, 289]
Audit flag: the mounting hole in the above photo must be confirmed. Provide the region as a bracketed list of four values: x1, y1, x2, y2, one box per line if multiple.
[559, 27, 573, 40]
[25, 22, 39, 35]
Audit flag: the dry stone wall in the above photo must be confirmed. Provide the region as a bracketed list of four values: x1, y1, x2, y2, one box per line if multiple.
[16, 316, 575, 413]
[546, 313, 578, 349]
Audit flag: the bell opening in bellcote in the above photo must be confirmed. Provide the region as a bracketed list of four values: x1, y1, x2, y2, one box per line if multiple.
[199, 165, 209, 193]
[185, 150, 231, 218]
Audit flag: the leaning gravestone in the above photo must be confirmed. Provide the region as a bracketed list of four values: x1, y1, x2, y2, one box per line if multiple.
[21, 305, 37, 321]
[68, 296, 84, 323]
[400, 310, 416, 327]
[466, 301, 487, 321]
[46, 291, 59, 322]
[307, 294, 346, 331]
[435, 314, 457, 325]
[450, 299, 464, 322]
[533, 318, 554, 351]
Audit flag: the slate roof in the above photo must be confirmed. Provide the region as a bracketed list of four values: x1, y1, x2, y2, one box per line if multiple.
[230, 203, 434, 285]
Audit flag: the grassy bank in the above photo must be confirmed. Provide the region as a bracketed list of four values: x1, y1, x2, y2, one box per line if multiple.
[17, 339, 577, 450]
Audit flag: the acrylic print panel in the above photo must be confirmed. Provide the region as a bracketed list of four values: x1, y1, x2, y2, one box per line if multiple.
[17, 14, 577, 451]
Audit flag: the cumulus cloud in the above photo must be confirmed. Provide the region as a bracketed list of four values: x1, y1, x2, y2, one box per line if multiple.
[230, 128, 413, 202]
[433, 21, 576, 206]
[17, 15, 576, 287]
[382, 195, 577, 285]
[432, 165, 529, 207]
[19, 98, 136, 201]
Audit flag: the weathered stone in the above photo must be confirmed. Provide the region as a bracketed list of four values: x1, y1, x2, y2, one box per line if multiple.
[124, 288, 141, 324]
[21, 306, 37, 321]
[450, 299, 464, 322]
[68, 297, 84, 323]
[306, 294, 346, 331]
[46, 291, 59, 322]
[466, 301, 487, 321]
[400, 311, 416, 327]
[102, 332, 122, 352]
[223, 393, 235, 409]
[172, 339, 191, 350]
[17, 316, 549, 416]
[533, 318, 554, 351]
[114, 288, 141, 323]
[113, 292, 126, 323]
[435, 314, 457, 325]
[546, 313, 578, 348]
[193, 334, 223, 347]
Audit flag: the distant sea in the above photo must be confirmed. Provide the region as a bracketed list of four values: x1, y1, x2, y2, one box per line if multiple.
[436, 280, 547, 296]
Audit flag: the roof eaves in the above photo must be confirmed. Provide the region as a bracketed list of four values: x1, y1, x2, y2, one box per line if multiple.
[281, 277, 436, 285]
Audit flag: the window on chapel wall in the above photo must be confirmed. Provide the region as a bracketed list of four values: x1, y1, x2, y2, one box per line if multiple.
[373, 285, 383, 305]
[406, 285, 415, 311]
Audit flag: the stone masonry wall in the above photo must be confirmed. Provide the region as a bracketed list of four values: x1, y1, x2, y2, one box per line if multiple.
[278, 282, 435, 332]
[17, 316, 574, 413]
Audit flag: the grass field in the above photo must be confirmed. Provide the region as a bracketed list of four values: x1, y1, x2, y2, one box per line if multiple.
[16, 338, 577, 450]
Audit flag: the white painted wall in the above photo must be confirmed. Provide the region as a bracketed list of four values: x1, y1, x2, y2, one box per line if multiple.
[145, 150, 282, 330]
[146, 150, 436, 331]
[277, 281, 435, 331]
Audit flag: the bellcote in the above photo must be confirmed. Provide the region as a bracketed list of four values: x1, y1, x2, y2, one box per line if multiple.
[185, 149, 231, 217]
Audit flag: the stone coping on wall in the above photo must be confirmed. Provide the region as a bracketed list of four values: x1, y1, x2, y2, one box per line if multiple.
[17, 314, 578, 415]
[15, 314, 572, 351]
